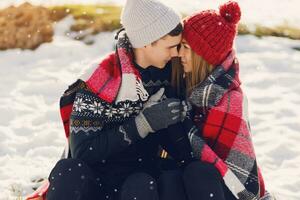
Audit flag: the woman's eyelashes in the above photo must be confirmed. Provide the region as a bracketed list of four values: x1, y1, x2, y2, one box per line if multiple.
[183, 44, 189, 49]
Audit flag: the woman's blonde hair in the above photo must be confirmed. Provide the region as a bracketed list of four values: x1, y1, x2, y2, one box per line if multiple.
[172, 50, 214, 97]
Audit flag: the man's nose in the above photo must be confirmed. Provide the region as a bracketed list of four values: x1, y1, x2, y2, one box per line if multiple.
[178, 47, 184, 58]
[170, 48, 179, 57]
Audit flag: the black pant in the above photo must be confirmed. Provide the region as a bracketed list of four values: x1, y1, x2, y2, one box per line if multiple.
[46, 159, 187, 200]
[46, 159, 236, 200]
[183, 161, 237, 200]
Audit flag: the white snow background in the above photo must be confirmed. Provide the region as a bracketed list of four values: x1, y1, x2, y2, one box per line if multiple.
[0, 0, 300, 199]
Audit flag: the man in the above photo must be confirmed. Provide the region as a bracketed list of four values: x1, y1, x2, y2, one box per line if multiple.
[27, 0, 193, 200]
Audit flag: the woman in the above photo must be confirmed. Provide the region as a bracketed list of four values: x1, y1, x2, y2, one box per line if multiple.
[172, 1, 273, 200]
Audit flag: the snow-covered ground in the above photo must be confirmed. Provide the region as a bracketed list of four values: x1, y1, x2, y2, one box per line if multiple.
[0, 1, 300, 199]
[0, 0, 300, 27]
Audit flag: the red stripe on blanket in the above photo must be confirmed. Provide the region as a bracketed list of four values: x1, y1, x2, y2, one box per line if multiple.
[86, 53, 121, 103]
[201, 145, 228, 177]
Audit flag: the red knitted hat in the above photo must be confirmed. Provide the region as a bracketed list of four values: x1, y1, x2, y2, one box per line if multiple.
[183, 1, 241, 66]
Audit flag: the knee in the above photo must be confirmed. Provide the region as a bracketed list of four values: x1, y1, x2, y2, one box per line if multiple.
[54, 158, 88, 169]
[49, 158, 92, 179]
[46, 159, 100, 200]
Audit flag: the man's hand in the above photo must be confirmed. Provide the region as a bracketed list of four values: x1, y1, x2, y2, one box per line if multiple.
[135, 88, 181, 137]
[143, 88, 165, 109]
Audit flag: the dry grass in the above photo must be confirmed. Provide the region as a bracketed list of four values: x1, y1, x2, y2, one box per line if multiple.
[49, 4, 122, 34]
[10, 184, 24, 200]
[48, 5, 300, 40]
[238, 23, 300, 40]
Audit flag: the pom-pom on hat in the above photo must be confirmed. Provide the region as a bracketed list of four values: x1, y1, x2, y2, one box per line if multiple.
[183, 1, 241, 65]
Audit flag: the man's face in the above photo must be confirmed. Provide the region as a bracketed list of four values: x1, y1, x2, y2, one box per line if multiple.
[144, 34, 182, 69]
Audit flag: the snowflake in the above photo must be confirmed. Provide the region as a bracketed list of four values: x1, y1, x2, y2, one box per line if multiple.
[133, 103, 143, 114]
[105, 106, 118, 118]
[89, 101, 105, 114]
[74, 97, 87, 112]
[119, 103, 133, 117]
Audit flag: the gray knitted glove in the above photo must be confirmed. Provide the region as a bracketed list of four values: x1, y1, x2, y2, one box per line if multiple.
[135, 88, 181, 138]
[181, 100, 193, 121]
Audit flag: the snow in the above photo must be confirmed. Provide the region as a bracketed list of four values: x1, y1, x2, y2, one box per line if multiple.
[0, 0, 300, 27]
[0, 1, 300, 200]
[236, 36, 300, 199]
[0, 16, 115, 199]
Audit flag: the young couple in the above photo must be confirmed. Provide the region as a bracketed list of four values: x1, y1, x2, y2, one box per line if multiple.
[27, 0, 273, 200]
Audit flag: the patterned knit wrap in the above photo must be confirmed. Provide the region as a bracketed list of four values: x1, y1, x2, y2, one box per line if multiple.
[59, 29, 149, 139]
[185, 52, 272, 200]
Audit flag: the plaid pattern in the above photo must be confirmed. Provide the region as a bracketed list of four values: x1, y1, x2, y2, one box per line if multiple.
[187, 54, 272, 200]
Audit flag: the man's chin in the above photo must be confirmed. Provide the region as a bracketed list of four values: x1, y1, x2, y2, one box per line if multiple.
[153, 63, 166, 69]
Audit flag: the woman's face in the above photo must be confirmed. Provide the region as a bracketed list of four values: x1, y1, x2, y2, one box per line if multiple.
[178, 39, 193, 73]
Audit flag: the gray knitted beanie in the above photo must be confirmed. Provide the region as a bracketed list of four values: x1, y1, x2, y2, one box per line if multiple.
[121, 0, 181, 48]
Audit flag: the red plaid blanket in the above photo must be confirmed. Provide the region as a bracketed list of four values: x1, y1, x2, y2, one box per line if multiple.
[186, 53, 268, 199]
